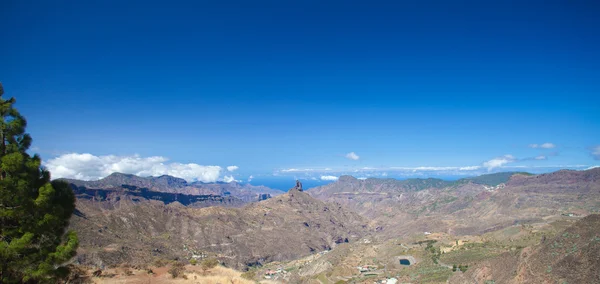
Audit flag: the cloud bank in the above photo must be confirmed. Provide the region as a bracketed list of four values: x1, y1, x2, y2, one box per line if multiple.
[592, 145, 600, 160]
[482, 155, 517, 171]
[529, 143, 556, 149]
[320, 175, 339, 181]
[227, 165, 239, 172]
[345, 152, 360, 160]
[45, 153, 223, 182]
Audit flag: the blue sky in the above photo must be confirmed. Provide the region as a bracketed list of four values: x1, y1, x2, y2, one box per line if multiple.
[2, 0, 599, 187]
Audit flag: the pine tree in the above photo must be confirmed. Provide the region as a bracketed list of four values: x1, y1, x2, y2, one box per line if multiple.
[0, 83, 78, 283]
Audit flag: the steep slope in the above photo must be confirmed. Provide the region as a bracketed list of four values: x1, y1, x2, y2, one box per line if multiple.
[64, 172, 188, 192]
[449, 214, 600, 284]
[457, 171, 533, 186]
[70, 188, 369, 269]
[71, 183, 245, 209]
[309, 168, 600, 238]
[63, 172, 282, 202]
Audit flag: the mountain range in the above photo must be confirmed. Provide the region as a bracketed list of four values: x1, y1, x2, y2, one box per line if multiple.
[62, 168, 600, 283]
[63, 172, 282, 202]
[309, 169, 600, 242]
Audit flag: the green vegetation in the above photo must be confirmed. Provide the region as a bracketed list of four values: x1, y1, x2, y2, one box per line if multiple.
[168, 261, 186, 278]
[316, 272, 329, 283]
[456, 172, 533, 186]
[0, 83, 79, 282]
[452, 264, 469, 272]
[189, 258, 198, 265]
[240, 270, 256, 280]
[153, 258, 171, 267]
[424, 241, 441, 264]
[401, 178, 451, 191]
[200, 258, 219, 275]
[440, 242, 504, 265]
[403, 263, 452, 283]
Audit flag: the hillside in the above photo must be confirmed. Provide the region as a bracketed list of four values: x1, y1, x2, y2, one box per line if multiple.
[457, 171, 533, 186]
[70, 188, 370, 269]
[449, 214, 600, 284]
[70, 183, 245, 208]
[309, 168, 600, 238]
[63, 172, 282, 202]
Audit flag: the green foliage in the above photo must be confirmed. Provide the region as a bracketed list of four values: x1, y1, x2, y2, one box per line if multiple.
[0, 83, 78, 283]
[241, 270, 256, 280]
[200, 258, 219, 275]
[153, 258, 171, 267]
[456, 172, 532, 186]
[168, 261, 186, 278]
[201, 258, 219, 269]
[189, 258, 198, 265]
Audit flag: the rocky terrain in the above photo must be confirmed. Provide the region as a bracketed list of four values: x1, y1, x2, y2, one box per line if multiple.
[71, 183, 245, 209]
[65, 168, 600, 283]
[64, 172, 282, 202]
[70, 188, 370, 269]
[448, 214, 600, 284]
[309, 168, 600, 239]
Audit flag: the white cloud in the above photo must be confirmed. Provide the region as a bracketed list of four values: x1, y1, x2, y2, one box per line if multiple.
[459, 166, 481, 171]
[345, 152, 360, 160]
[320, 175, 339, 181]
[529, 143, 555, 149]
[482, 155, 516, 171]
[534, 155, 547, 160]
[223, 175, 237, 183]
[44, 153, 222, 182]
[592, 145, 600, 160]
[540, 143, 555, 149]
[390, 166, 480, 171]
[282, 168, 315, 172]
[247, 175, 254, 182]
[586, 165, 599, 170]
[227, 165, 239, 172]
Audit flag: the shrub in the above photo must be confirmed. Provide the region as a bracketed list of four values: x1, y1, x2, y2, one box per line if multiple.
[200, 258, 219, 275]
[190, 258, 198, 265]
[241, 270, 256, 280]
[168, 262, 186, 278]
[153, 258, 171, 267]
[122, 267, 133, 276]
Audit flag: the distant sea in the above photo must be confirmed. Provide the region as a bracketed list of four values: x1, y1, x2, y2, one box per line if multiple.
[246, 176, 335, 191]
[245, 175, 464, 191]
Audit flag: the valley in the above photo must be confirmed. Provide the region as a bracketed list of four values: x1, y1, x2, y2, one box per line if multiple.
[61, 168, 600, 283]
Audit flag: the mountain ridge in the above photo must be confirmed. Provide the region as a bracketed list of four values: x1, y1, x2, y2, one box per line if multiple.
[61, 172, 282, 202]
[70, 187, 370, 269]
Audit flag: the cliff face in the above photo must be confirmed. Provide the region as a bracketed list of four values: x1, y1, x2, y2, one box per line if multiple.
[309, 168, 600, 238]
[62, 172, 282, 202]
[70, 187, 370, 269]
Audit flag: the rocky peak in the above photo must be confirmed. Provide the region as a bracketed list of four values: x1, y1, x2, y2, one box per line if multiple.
[338, 175, 358, 183]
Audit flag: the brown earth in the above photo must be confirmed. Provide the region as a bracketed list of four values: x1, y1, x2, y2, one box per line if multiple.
[70, 188, 370, 269]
